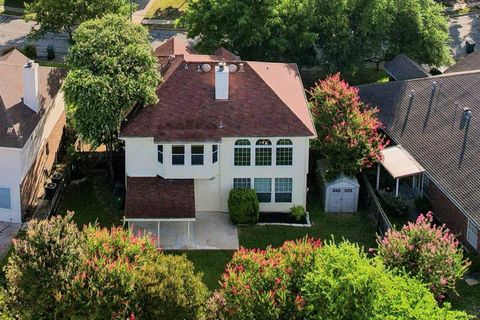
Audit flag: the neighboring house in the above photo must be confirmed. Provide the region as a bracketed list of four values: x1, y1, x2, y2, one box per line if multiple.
[120, 38, 316, 237]
[383, 54, 430, 81]
[0, 50, 65, 223]
[358, 52, 480, 252]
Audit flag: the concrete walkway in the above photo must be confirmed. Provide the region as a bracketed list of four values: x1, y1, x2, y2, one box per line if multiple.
[132, 0, 154, 24]
[131, 212, 239, 250]
[0, 222, 21, 260]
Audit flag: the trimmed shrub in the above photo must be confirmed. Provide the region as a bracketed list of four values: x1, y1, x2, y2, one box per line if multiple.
[414, 196, 432, 214]
[20, 44, 37, 59]
[4, 213, 84, 319]
[228, 189, 259, 225]
[302, 242, 471, 320]
[135, 254, 208, 319]
[290, 205, 306, 221]
[376, 212, 470, 299]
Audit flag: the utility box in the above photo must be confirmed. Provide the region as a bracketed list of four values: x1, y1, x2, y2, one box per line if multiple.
[317, 160, 360, 213]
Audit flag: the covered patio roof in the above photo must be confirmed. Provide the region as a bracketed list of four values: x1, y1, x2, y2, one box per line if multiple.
[125, 176, 195, 221]
[380, 145, 425, 179]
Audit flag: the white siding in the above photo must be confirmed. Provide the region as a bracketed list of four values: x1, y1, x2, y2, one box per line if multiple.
[123, 136, 311, 214]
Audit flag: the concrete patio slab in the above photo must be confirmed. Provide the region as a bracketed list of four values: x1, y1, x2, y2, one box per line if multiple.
[130, 212, 239, 250]
[0, 222, 21, 260]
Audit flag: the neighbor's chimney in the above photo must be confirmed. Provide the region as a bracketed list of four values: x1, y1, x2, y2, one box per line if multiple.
[23, 60, 39, 113]
[215, 62, 229, 100]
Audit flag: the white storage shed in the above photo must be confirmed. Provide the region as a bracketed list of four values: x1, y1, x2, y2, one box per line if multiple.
[317, 160, 360, 213]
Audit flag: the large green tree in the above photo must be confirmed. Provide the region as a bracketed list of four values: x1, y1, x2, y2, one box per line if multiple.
[25, 0, 133, 41]
[63, 14, 160, 155]
[180, 0, 318, 65]
[181, 0, 451, 71]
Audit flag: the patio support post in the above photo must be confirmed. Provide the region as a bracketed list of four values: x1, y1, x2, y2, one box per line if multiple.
[157, 221, 160, 248]
[376, 164, 381, 191]
[395, 178, 400, 198]
[187, 221, 190, 248]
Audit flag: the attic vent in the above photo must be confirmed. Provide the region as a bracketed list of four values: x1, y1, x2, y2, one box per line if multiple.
[201, 64, 211, 72]
[228, 64, 238, 73]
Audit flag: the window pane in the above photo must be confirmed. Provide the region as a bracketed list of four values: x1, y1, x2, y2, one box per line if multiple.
[276, 147, 292, 165]
[172, 146, 185, 154]
[192, 145, 204, 154]
[213, 145, 218, 163]
[275, 178, 292, 203]
[254, 178, 271, 203]
[157, 145, 163, 163]
[191, 145, 204, 165]
[235, 139, 251, 146]
[172, 155, 184, 165]
[0, 188, 11, 209]
[234, 148, 251, 166]
[233, 178, 251, 189]
[256, 139, 272, 145]
[277, 139, 293, 145]
[255, 148, 272, 166]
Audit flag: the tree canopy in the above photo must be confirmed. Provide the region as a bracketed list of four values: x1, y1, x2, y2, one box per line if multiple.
[63, 14, 160, 152]
[309, 73, 388, 178]
[25, 0, 133, 41]
[181, 0, 452, 71]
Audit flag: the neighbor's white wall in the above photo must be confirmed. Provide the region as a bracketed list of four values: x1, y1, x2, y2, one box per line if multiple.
[0, 147, 22, 223]
[20, 91, 65, 179]
[218, 137, 310, 213]
[124, 137, 157, 177]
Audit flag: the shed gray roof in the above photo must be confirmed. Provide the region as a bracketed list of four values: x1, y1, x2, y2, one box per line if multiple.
[444, 51, 480, 74]
[383, 54, 430, 81]
[358, 71, 480, 225]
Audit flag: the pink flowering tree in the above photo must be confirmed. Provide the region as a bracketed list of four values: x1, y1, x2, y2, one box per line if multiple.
[309, 73, 388, 179]
[376, 212, 470, 299]
[205, 238, 322, 319]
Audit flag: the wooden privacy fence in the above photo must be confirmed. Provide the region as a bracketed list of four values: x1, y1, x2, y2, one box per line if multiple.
[359, 172, 393, 236]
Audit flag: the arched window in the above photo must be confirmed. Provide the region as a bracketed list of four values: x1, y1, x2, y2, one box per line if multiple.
[276, 139, 293, 166]
[255, 139, 272, 166]
[234, 139, 251, 166]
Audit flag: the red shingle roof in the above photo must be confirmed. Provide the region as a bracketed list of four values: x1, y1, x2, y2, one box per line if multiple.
[125, 176, 195, 219]
[121, 39, 315, 141]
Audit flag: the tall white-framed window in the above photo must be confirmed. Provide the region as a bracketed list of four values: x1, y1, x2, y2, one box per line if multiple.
[254, 178, 272, 203]
[157, 145, 163, 163]
[275, 178, 293, 203]
[172, 145, 185, 165]
[276, 139, 293, 165]
[467, 219, 478, 249]
[234, 139, 251, 166]
[191, 145, 204, 165]
[0, 188, 11, 210]
[233, 178, 251, 189]
[212, 145, 219, 163]
[255, 139, 272, 166]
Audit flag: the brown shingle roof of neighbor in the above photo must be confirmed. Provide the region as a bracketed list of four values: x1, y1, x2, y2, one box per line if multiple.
[357, 70, 480, 226]
[0, 49, 65, 148]
[125, 176, 195, 219]
[121, 38, 316, 141]
[444, 51, 480, 74]
[383, 54, 431, 81]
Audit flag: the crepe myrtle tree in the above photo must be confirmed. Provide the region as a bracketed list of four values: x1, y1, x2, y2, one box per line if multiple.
[63, 14, 161, 164]
[25, 0, 133, 42]
[309, 73, 388, 179]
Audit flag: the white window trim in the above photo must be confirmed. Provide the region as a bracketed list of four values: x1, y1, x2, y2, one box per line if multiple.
[234, 139, 252, 166]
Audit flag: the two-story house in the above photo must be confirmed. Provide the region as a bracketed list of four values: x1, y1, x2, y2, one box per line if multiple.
[120, 38, 316, 244]
[0, 49, 65, 223]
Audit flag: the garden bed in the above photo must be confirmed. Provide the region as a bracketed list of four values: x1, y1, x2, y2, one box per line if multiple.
[257, 211, 311, 227]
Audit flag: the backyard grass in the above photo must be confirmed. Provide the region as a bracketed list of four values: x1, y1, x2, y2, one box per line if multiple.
[449, 279, 480, 316]
[0, 0, 30, 8]
[301, 66, 389, 89]
[37, 60, 68, 68]
[57, 175, 122, 229]
[145, 0, 188, 20]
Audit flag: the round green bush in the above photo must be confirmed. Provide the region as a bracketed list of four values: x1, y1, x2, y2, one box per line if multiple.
[228, 189, 259, 225]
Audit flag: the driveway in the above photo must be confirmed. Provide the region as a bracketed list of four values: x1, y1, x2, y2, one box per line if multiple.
[130, 212, 239, 250]
[0, 222, 21, 260]
[449, 13, 480, 59]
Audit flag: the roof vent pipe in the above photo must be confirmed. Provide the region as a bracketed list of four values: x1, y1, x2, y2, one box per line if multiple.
[464, 107, 473, 120]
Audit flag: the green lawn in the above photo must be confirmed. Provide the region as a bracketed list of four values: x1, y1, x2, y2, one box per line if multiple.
[171, 194, 377, 291]
[301, 66, 389, 90]
[37, 61, 68, 68]
[145, 0, 188, 20]
[57, 175, 122, 229]
[449, 279, 480, 316]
